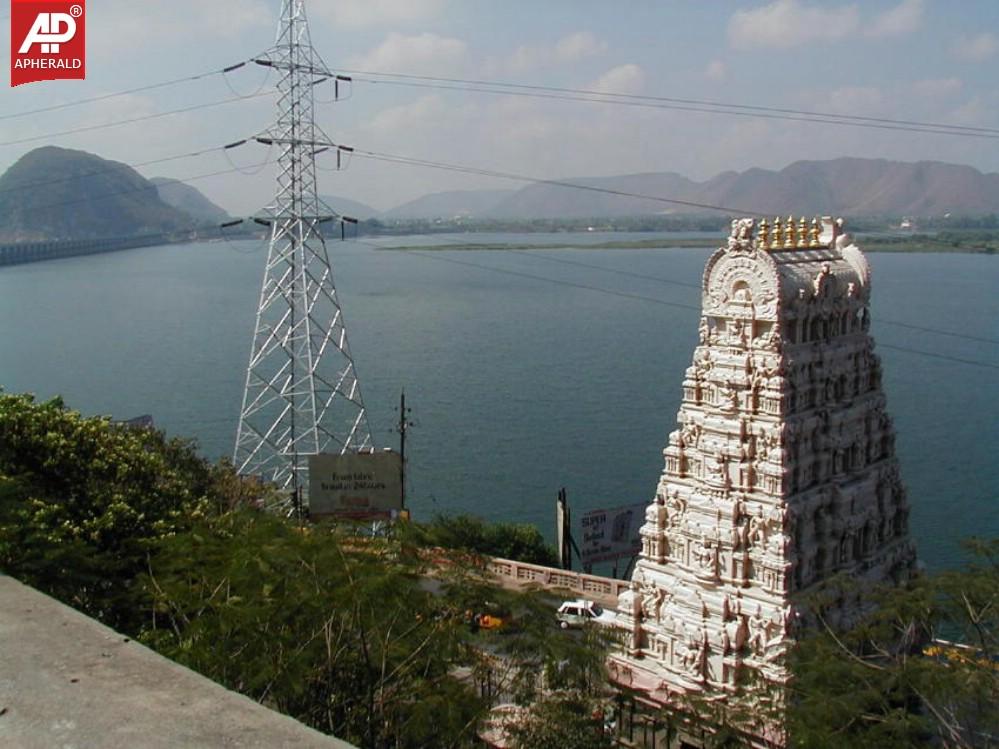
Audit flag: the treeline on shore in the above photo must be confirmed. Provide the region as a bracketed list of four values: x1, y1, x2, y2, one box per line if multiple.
[0, 392, 996, 747]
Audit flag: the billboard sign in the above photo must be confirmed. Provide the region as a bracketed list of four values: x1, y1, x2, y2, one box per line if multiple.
[308, 451, 402, 519]
[579, 502, 647, 564]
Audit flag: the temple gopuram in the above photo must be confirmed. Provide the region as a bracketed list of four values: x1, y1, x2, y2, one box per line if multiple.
[608, 216, 918, 747]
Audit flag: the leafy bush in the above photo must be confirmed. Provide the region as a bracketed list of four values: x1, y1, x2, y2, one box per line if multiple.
[403, 513, 558, 566]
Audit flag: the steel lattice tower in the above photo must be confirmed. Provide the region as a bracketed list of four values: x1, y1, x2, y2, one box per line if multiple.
[235, 0, 372, 498]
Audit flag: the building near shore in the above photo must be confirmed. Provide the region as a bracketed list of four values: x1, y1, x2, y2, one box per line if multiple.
[608, 216, 917, 747]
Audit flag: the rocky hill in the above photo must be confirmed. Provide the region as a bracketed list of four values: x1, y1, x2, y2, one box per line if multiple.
[485, 158, 999, 219]
[0, 147, 200, 242]
[150, 177, 229, 225]
[383, 189, 515, 220]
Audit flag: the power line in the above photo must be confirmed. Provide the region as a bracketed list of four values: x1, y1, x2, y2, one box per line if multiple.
[517, 249, 999, 345]
[519, 250, 998, 345]
[373, 243, 999, 372]
[0, 89, 274, 148]
[877, 343, 999, 370]
[0, 158, 272, 216]
[341, 68, 999, 140]
[0, 144, 242, 197]
[520, 250, 702, 290]
[376, 236, 998, 346]
[393, 247, 703, 313]
[351, 148, 756, 215]
[0, 61, 256, 123]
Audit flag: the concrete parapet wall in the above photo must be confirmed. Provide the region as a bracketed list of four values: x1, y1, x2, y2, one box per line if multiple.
[487, 557, 630, 606]
[0, 575, 355, 749]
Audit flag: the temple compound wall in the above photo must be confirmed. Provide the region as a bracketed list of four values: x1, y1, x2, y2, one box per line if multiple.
[608, 217, 917, 720]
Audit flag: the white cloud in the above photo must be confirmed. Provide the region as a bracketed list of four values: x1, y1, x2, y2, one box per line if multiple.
[311, 0, 446, 29]
[91, 0, 272, 52]
[501, 31, 607, 74]
[555, 32, 608, 62]
[728, 0, 860, 50]
[953, 32, 998, 62]
[704, 60, 727, 82]
[823, 85, 886, 114]
[947, 96, 991, 127]
[588, 64, 644, 95]
[506, 45, 544, 74]
[370, 95, 444, 133]
[910, 78, 963, 99]
[350, 32, 467, 75]
[865, 0, 923, 38]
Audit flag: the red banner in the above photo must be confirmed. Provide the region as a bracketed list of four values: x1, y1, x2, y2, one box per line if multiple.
[10, 0, 86, 87]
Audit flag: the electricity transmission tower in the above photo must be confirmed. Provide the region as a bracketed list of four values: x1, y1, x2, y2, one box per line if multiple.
[234, 0, 372, 500]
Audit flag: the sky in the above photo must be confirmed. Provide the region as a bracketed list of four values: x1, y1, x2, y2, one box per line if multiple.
[3, 0, 999, 214]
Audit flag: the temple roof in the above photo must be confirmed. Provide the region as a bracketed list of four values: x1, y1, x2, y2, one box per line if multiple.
[702, 217, 871, 320]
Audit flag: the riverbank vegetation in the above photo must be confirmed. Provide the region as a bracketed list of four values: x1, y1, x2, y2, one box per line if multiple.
[1, 392, 996, 747]
[0, 392, 607, 747]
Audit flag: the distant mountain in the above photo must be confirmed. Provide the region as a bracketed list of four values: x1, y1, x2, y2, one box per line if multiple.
[383, 189, 515, 219]
[488, 173, 696, 219]
[319, 194, 380, 221]
[0, 147, 196, 242]
[485, 159, 999, 218]
[150, 177, 229, 224]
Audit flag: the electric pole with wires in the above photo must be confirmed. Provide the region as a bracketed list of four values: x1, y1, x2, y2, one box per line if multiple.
[234, 0, 371, 508]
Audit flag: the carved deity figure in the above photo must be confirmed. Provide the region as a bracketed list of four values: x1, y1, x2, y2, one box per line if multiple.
[694, 537, 719, 577]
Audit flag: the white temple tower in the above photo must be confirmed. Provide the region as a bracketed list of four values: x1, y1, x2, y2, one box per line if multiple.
[609, 216, 917, 710]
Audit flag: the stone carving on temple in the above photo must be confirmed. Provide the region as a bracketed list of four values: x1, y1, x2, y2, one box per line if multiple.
[609, 216, 918, 712]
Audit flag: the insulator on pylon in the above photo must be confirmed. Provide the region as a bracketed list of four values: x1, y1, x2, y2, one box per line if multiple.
[334, 75, 352, 101]
[224, 139, 247, 149]
[223, 62, 246, 73]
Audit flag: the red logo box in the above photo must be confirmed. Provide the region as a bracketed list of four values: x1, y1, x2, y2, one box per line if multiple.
[10, 0, 86, 87]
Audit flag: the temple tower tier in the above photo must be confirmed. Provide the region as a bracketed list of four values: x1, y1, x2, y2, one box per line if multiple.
[609, 216, 917, 705]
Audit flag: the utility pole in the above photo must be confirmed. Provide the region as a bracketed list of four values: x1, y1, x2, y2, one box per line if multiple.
[234, 0, 372, 509]
[556, 487, 571, 570]
[397, 390, 412, 510]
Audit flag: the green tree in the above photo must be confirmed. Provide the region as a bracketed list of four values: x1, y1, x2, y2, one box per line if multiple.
[403, 513, 558, 566]
[506, 691, 612, 749]
[788, 542, 999, 748]
[0, 393, 240, 630]
[0, 392, 613, 747]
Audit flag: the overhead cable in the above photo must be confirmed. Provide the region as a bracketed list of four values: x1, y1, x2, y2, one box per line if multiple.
[342, 68, 999, 140]
[0, 60, 257, 123]
[0, 89, 274, 148]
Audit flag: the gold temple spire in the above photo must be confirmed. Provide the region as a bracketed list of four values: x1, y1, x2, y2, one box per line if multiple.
[770, 217, 783, 249]
[758, 217, 770, 249]
[783, 215, 796, 249]
[808, 217, 821, 248]
[797, 217, 808, 248]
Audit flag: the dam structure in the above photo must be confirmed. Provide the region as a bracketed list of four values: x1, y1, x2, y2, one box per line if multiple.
[610, 216, 918, 717]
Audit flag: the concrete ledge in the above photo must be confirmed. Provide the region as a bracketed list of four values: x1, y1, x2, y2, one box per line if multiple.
[0, 575, 354, 748]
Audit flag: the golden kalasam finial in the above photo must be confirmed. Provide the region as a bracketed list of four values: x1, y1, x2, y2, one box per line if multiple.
[783, 215, 796, 249]
[770, 217, 783, 249]
[808, 217, 821, 248]
[757, 217, 770, 248]
[797, 216, 809, 248]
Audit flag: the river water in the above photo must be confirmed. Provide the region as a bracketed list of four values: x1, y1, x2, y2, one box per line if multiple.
[1, 232, 996, 572]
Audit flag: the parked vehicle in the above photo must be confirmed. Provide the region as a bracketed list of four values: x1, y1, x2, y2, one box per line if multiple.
[555, 599, 617, 629]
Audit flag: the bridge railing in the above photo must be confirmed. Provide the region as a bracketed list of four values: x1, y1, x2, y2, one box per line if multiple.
[486, 557, 630, 606]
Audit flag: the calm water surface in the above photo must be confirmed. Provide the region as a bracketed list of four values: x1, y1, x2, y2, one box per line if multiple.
[1, 232, 996, 572]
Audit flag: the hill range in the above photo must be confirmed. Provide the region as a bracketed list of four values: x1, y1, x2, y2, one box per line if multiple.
[2, 148, 997, 243]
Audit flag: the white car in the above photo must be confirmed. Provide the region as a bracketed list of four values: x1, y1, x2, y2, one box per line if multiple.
[555, 599, 617, 629]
